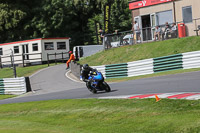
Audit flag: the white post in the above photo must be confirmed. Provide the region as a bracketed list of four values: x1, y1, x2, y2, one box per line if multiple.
[10, 49, 17, 78]
[103, 37, 106, 50]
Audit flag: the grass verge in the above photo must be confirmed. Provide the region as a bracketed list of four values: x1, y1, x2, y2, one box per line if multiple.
[0, 95, 16, 100]
[0, 63, 62, 78]
[79, 36, 200, 66]
[0, 99, 200, 133]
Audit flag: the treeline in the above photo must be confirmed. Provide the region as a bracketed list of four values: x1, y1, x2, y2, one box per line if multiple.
[0, 0, 131, 48]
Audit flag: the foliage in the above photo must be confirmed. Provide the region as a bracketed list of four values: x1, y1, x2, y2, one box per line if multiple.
[0, 0, 132, 48]
[0, 95, 16, 100]
[0, 1, 27, 42]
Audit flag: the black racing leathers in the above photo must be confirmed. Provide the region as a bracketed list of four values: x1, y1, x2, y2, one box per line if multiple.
[81, 67, 95, 82]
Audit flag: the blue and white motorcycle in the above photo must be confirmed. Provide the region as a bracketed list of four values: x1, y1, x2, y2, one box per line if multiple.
[81, 70, 111, 94]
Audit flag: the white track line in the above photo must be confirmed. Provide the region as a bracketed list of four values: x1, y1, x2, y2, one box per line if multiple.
[66, 70, 84, 83]
[98, 92, 200, 100]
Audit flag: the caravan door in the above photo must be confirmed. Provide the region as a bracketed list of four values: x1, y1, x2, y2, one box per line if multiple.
[22, 44, 29, 60]
[134, 16, 142, 42]
[150, 13, 157, 40]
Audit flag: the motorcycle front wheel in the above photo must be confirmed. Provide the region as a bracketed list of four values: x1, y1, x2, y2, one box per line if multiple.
[86, 82, 97, 94]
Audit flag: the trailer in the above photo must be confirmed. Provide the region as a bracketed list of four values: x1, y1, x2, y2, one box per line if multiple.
[73, 45, 104, 59]
[0, 38, 70, 66]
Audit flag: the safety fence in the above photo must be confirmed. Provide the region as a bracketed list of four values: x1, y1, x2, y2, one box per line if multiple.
[47, 52, 69, 66]
[0, 53, 42, 68]
[105, 63, 128, 79]
[128, 59, 154, 77]
[92, 50, 200, 79]
[0, 77, 31, 95]
[182, 51, 200, 69]
[104, 18, 200, 49]
[153, 54, 183, 73]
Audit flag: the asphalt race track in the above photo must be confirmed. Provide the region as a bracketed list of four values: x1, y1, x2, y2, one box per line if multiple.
[0, 64, 200, 104]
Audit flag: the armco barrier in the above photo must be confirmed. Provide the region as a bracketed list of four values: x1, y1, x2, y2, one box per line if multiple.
[79, 50, 200, 79]
[128, 59, 154, 77]
[153, 54, 183, 72]
[0, 77, 31, 95]
[182, 51, 200, 69]
[105, 63, 128, 78]
[92, 65, 106, 76]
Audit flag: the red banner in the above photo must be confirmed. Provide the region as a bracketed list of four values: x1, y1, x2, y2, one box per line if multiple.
[129, 0, 173, 10]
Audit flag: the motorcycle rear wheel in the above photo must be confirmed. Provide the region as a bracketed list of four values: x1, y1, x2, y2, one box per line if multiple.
[102, 81, 111, 92]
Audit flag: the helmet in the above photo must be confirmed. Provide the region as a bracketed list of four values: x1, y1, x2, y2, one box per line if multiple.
[69, 51, 72, 54]
[83, 64, 89, 70]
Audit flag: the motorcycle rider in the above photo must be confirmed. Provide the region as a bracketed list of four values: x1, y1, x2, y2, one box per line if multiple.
[81, 64, 110, 93]
[81, 64, 96, 82]
[81, 64, 96, 90]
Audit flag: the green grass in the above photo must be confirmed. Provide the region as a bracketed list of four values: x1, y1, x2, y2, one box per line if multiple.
[0, 99, 200, 133]
[0, 63, 61, 78]
[0, 95, 16, 100]
[79, 36, 200, 66]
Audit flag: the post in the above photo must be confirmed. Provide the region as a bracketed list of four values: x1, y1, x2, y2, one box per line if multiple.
[145, 27, 148, 42]
[55, 52, 57, 65]
[25, 77, 32, 92]
[173, 0, 176, 23]
[47, 53, 50, 67]
[0, 56, 2, 68]
[10, 55, 13, 67]
[22, 54, 25, 67]
[103, 37, 106, 50]
[62, 52, 64, 63]
[10, 49, 17, 78]
[40, 53, 42, 63]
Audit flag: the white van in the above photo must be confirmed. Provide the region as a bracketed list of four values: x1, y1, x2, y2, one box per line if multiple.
[123, 34, 134, 45]
[73, 45, 104, 59]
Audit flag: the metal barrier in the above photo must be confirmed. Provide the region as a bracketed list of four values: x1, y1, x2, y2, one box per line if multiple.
[0, 53, 42, 68]
[71, 50, 200, 79]
[128, 59, 154, 77]
[153, 54, 183, 73]
[0, 51, 69, 68]
[182, 51, 200, 69]
[0, 77, 31, 95]
[92, 65, 106, 76]
[104, 24, 179, 49]
[47, 52, 69, 66]
[104, 18, 200, 50]
[105, 63, 128, 79]
[91, 50, 200, 79]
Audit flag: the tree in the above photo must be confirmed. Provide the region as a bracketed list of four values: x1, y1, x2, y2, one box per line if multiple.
[0, 1, 27, 42]
[87, 0, 132, 45]
[0, 0, 132, 48]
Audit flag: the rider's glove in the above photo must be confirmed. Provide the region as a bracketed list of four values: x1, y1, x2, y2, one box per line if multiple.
[84, 79, 89, 82]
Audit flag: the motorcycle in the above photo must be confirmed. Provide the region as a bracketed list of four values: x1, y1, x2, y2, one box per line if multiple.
[81, 70, 111, 94]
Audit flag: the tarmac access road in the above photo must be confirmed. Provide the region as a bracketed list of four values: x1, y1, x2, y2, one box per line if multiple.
[0, 64, 200, 104]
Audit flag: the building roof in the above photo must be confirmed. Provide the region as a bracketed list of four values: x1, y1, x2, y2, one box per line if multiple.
[0, 37, 70, 46]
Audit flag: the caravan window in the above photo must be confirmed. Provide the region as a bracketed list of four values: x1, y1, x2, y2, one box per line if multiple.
[32, 43, 38, 51]
[57, 42, 66, 50]
[44, 42, 54, 50]
[182, 6, 192, 23]
[14, 46, 19, 54]
[156, 10, 173, 25]
[0, 48, 2, 55]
